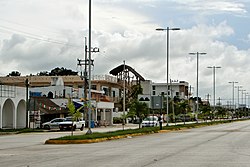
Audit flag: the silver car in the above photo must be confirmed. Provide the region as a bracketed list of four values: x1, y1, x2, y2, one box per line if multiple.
[42, 118, 65, 130]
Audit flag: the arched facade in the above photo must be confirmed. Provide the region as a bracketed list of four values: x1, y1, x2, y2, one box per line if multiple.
[16, 100, 26, 128]
[0, 86, 26, 129]
[2, 99, 15, 128]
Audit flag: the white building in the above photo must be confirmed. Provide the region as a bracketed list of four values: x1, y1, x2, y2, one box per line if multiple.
[140, 80, 189, 98]
[0, 85, 26, 129]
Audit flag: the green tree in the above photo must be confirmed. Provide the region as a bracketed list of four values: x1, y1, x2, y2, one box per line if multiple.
[67, 99, 84, 136]
[130, 84, 143, 99]
[177, 100, 190, 124]
[7, 71, 21, 76]
[49, 67, 78, 76]
[129, 100, 149, 128]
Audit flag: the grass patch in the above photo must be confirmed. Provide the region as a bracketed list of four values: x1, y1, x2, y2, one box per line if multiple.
[54, 127, 159, 140]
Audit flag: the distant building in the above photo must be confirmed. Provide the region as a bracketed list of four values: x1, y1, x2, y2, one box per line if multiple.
[140, 80, 189, 97]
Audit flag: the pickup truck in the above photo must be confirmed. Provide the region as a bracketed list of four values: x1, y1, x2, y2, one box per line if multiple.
[59, 117, 85, 131]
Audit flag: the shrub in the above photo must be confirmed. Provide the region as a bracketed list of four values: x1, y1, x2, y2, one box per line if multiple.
[113, 117, 123, 124]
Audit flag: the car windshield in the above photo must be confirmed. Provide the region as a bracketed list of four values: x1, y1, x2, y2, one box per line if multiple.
[64, 117, 72, 121]
[143, 117, 157, 121]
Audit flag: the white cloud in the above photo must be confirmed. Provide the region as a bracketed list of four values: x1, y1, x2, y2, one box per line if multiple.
[172, 0, 247, 15]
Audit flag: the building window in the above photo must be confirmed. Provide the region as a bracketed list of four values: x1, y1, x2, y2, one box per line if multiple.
[103, 87, 108, 96]
[176, 92, 179, 96]
[153, 91, 155, 95]
[91, 85, 96, 90]
[152, 86, 155, 90]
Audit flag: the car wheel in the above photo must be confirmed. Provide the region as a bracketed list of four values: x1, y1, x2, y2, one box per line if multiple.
[80, 125, 84, 131]
[73, 125, 76, 131]
[44, 125, 50, 130]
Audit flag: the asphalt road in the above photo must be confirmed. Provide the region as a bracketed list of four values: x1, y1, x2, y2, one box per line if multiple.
[1, 120, 250, 167]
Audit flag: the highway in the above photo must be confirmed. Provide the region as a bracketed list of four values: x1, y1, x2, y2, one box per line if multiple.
[1, 120, 250, 167]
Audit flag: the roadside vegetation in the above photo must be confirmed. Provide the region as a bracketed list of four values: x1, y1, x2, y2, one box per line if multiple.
[46, 119, 246, 142]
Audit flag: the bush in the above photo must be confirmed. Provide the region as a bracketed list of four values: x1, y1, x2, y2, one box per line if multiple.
[113, 117, 123, 124]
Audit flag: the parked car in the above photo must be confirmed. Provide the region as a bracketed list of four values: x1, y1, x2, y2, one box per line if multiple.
[59, 117, 85, 131]
[42, 118, 65, 130]
[142, 116, 159, 127]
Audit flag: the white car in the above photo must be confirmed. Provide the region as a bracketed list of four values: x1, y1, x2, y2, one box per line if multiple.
[59, 117, 85, 131]
[42, 118, 65, 130]
[142, 116, 159, 127]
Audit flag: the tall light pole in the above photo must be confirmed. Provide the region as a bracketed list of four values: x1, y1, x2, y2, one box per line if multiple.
[156, 27, 180, 126]
[189, 52, 206, 121]
[243, 92, 248, 117]
[246, 94, 250, 116]
[87, 0, 92, 134]
[228, 81, 238, 113]
[123, 60, 126, 130]
[240, 89, 246, 114]
[234, 85, 242, 119]
[207, 66, 221, 113]
[241, 90, 246, 105]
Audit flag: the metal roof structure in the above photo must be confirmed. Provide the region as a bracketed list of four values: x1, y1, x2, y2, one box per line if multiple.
[109, 64, 145, 81]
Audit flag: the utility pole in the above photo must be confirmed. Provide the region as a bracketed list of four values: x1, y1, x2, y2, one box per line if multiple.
[170, 79, 175, 124]
[25, 78, 29, 128]
[217, 97, 221, 107]
[123, 60, 126, 130]
[77, 38, 99, 131]
[206, 94, 211, 104]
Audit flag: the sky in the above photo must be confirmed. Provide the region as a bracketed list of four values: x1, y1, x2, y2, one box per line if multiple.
[1, 0, 250, 106]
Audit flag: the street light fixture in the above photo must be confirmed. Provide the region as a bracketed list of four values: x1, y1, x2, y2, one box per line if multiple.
[207, 66, 221, 113]
[189, 52, 206, 122]
[228, 81, 238, 114]
[156, 27, 180, 126]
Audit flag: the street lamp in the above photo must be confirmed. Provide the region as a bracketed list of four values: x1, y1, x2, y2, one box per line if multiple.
[243, 92, 248, 117]
[189, 52, 206, 122]
[156, 27, 180, 126]
[228, 81, 238, 114]
[207, 66, 221, 113]
[87, 0, 92, 134]
[239, 89, 246, 115]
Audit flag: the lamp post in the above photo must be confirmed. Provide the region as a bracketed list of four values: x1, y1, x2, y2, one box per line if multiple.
[87, 0, 92, 134]
[189, 52, 206, 122]
[156, 27, 180, 126]
[207, 66, 221, 114]
[243, 92, 248, 117]
[246, 94, 250, 117]
[240, 89, 246, 116]
[228, 81, 238, 113]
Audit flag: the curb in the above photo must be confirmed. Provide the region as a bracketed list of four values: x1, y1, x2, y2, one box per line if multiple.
[44, 132, 154, 144]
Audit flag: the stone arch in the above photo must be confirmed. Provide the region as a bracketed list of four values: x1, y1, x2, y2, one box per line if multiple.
[2, 99, 15, 128]
[48, 91, 53, 98]
[16, 99, 26, 128]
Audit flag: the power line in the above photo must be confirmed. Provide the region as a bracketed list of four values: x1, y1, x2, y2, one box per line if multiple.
[0, 25, 83, 48]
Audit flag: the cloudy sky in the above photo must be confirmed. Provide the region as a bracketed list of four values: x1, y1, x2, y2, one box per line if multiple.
[1, 0, 250, 105]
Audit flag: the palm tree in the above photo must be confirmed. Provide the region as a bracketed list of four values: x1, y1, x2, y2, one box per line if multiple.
[129, 100, 149, 128]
